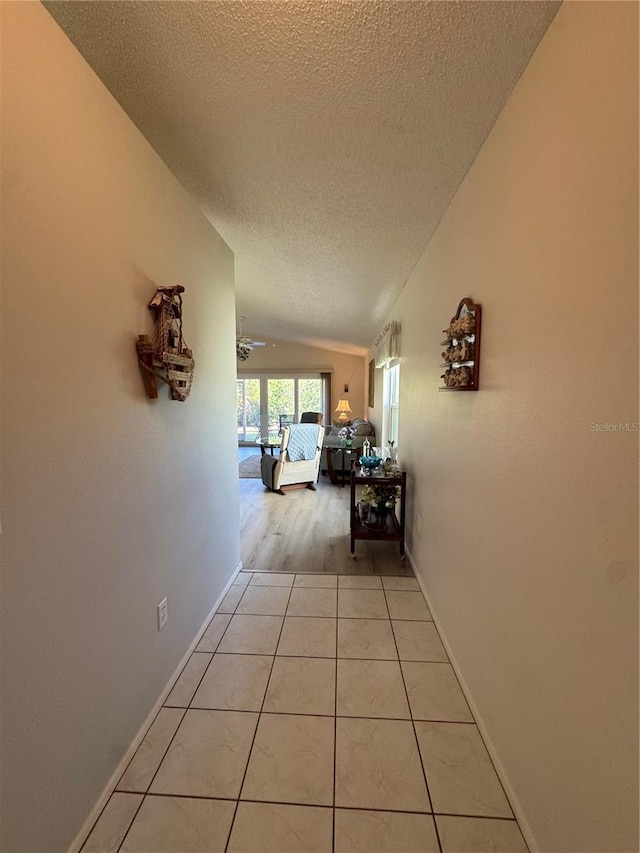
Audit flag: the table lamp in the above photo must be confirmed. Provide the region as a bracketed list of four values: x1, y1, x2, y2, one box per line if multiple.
[335, 399, 352, 422]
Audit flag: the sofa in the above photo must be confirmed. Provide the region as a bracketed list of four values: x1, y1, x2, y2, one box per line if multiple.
[321, 418, 376, 474]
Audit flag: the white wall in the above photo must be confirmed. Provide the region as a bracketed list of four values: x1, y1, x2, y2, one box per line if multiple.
[239, 337, 367, 421]
[376, 3, 638, 852]
[0, 4, 240, 851]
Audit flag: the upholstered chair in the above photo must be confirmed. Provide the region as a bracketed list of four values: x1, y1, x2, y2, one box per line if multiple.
[300, 411, 323, 425]
[261, 423, 324, 495]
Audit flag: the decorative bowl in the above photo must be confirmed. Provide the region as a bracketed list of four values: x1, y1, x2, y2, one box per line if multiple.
[359, 455, 382, 470]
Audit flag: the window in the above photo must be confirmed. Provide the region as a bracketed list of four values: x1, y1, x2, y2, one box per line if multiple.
[237, 373, 327, 443]
[236, 377, 261, 442]
[382, 362, 400, 448]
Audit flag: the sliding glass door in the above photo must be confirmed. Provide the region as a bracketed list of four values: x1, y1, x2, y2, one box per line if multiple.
[237, 374, 326, 444]
[236, 378, 261, 442]
[298, 377, 323, 416]
[267, 378, 295, 433]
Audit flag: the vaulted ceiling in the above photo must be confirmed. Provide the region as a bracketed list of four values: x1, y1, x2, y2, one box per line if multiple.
[45, 0, 559, 353]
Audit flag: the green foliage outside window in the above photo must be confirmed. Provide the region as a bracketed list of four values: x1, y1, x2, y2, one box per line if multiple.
[237, 376, 324, 437]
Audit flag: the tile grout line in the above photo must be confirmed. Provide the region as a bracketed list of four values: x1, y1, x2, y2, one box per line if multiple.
[130, 789, 524, 821]
[212, 610, 435, 621]
[434, 651, 518, 827]
[112, 710, 188, 852]
[383, 585, 443, 853]
[114, 596, 241, 847]
[87, 595, 241, 851]
[79, 792, 140, 853]
[112, 703, 168, 793]
[101, 573, 523, 850]
[391, 581, 527, 844]
[110, 795, 145, 853]
[223, 577, 295, 853]
[426, 618, 476, 725]
[411, 587, 521, 833]
[115, 705, 189, 795]
[123, 707, 480, 725]
[120, 705, 188, 804]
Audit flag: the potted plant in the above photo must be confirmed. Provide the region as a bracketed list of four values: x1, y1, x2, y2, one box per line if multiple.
[359, 483, 401, 527]
[338, 425, 356, 447]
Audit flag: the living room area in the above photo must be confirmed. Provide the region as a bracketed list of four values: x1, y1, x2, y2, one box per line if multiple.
[234, 332, 411, 574]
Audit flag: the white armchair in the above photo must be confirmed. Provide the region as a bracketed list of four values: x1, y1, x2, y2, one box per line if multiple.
[261, 423, 323, 495]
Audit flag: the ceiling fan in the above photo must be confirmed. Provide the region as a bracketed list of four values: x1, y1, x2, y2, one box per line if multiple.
[236, 316, 267, 361]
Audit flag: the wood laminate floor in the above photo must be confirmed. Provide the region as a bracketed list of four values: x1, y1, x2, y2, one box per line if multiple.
[239, 471, 414, 577]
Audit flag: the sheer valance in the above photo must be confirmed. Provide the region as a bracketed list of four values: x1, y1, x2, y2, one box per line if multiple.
[374, 320, 401, 368]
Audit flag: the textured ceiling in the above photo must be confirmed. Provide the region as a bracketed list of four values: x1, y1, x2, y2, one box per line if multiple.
[45, 0, 559, 353]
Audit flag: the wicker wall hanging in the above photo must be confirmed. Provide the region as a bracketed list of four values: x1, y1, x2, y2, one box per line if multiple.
[136, 286, 195, 401]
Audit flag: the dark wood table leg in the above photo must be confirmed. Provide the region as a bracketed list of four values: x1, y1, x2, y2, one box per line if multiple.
[325, 447, 338, 485]
[326, 446, 355, 486]
[350, 468, 356, 556]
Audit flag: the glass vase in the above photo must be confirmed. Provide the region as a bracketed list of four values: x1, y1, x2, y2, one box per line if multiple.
[358, 501, 371, 525]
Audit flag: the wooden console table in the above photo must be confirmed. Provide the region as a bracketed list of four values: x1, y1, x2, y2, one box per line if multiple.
[325, 445, 358, 486]
[349, 466, 406, 559]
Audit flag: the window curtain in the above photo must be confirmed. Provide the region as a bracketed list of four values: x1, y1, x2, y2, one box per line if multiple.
[374, 321, 401, 368]
[321, 372, 332, 429]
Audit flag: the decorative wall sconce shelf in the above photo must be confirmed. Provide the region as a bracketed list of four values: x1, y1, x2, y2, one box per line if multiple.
[439, 298, 482, 391]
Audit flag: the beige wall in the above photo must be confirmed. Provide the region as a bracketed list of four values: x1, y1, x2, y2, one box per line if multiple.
[374, 4, 638, 852]
[239, 337, 367, 421]
[0, 4, 240, 851]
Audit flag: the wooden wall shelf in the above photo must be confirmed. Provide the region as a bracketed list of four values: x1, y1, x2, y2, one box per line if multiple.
[439, 297, 482, 391]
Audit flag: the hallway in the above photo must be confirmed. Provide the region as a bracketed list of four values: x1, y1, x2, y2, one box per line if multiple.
[79, 571, 527, 852]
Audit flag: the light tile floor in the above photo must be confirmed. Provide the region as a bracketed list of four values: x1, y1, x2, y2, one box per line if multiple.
[82, 572, 529, 853]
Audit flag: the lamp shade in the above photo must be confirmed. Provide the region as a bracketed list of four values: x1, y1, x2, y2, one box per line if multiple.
[335, 399, 352, 422]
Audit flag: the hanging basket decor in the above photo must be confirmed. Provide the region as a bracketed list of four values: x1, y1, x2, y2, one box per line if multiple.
[136, 285, 195, 402]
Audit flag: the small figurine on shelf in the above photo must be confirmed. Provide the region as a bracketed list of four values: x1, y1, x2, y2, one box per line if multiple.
[455, 366, 473, 387]
[441, 366, 472, 388]
[444, 312, 476, 340]
[459, 313, 475, 335]
[459, 338, 473, 362]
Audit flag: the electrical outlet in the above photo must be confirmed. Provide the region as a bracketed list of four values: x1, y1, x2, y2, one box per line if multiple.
[157, 597, 168, 630]
[415, 513, 422, 534]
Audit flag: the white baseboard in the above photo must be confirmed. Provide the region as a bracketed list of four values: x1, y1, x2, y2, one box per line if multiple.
[404, 545, 537, 853]
[68, 560, 244, 853]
